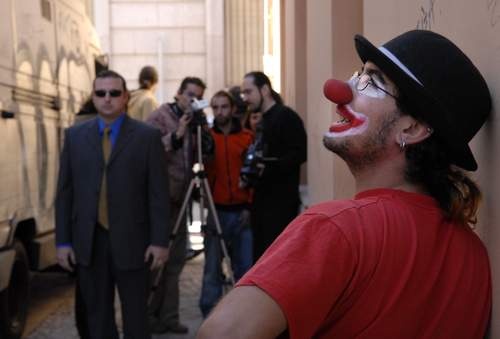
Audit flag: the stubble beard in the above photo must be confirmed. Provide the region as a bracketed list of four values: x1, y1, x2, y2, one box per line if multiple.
[323, 111, 400, 173]
[215, 115, 231, 128]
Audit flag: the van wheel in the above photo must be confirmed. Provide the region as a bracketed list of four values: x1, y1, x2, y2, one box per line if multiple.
[0, 240, 30, 339]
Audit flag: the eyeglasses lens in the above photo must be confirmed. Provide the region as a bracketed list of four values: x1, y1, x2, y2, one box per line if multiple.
[356, 74, 371, 92]
[349, 72, 366, 92]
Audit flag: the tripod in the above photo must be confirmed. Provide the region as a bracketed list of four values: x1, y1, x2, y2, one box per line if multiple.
[149, 124, 235, 305]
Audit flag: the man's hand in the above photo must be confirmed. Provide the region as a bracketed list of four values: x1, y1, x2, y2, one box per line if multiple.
[144, 245, 169, 271]
[57, 246, 76, 272]
[176, 113, 192, 139]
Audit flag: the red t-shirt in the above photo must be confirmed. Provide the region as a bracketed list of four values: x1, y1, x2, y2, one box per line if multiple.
[238, 189, 491, 338]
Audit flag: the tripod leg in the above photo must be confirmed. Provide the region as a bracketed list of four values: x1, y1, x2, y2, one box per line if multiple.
[171, 179, 198, 239]
[200, 178, 235, 285]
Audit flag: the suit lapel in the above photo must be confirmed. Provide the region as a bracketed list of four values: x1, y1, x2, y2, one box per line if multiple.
[85, 118, 103, 161]
[108, 115, 135, 166]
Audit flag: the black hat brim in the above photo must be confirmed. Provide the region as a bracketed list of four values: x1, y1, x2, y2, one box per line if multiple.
[354, 34, 477, 171]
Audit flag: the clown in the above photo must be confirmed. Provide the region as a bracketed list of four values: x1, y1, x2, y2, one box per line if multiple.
[322, 65, 427, 178]
[198, 30, 492, 339]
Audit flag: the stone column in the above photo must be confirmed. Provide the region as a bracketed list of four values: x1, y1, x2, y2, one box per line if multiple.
[224, 0, 264, 87]
[206, 0, 225, 97]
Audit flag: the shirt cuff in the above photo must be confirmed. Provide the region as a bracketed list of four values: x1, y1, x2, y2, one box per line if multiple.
[57, 243, 73, 248]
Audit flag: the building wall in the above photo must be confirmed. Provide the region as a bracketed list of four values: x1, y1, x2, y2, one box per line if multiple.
[93, 0, 268, 104]
[281, 0, 361, 204]
[93, 0, 223, 103]
[282, 0, 499, 335]
[364, 1, 499, 335]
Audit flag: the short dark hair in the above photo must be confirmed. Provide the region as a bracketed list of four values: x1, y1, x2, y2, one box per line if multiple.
[244, 71, 283, 105]
[138, 66, 158, 89]
[211, 90, 235, 107]
[178, 77, 206, 94]
[93, 70, 128, 92]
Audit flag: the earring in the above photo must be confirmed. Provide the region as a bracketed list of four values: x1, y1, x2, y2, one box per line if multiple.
[400, 138, 406, 151]
[427, 127, 434, 134]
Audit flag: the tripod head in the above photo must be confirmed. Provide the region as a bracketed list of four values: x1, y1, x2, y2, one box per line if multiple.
[188, 99, 209, 130]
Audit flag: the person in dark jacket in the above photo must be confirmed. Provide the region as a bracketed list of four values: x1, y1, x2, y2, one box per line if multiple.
[56, 70, 170, 339]
[240, 71, 307, 262]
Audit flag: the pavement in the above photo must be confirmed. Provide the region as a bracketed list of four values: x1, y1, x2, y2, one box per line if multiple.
[25, 254, 206, 339]
[160, 253, 204, 339]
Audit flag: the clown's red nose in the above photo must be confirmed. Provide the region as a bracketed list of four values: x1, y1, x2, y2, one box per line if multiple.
[323, 78, 353, 105]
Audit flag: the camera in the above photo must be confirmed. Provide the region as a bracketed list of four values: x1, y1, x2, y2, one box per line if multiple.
[240, 134, 265, 188]
[191, 98, 209, 111]
[185, 98, 214, 156]
[188, 99, 210, 127]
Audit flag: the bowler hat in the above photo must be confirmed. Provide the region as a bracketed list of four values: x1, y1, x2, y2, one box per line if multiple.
[354, 30, 491, 171]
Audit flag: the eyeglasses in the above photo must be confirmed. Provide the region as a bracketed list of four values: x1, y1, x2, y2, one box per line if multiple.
[351, 71, 397, 100]
[94, 89, 123, 98]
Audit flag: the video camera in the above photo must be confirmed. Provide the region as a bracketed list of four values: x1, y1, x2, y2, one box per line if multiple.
[240, 144, 265, 188]
[188, 98, 210, 127]
[240, 122, 280, 188]
[186, 98, 214, 156]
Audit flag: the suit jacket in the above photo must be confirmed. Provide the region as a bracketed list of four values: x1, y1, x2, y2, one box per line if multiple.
[55, 115, 170, 270]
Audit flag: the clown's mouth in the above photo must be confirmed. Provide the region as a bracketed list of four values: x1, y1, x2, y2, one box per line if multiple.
[329, 105, 364, 133]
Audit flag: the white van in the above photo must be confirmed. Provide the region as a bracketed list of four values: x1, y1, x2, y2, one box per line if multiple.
[0, 0, 105, 337]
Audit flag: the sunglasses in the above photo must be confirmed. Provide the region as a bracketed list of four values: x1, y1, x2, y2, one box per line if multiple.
[94, 89, 123, 98]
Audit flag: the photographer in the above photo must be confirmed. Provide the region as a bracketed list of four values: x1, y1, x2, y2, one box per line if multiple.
[146, 76, 208, 334]
[241, 71, 307, 262]
[199, 90, 254, 317]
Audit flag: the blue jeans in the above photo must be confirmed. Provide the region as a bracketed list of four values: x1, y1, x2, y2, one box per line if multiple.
[199, 209, 253, 317]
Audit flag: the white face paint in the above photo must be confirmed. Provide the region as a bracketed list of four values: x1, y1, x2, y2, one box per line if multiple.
[349, 72, 389, 99]
[324, 104, 370, 138]
[359, 79, 388, 99]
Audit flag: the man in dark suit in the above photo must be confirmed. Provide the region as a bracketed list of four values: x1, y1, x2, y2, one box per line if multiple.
[56, 70, 170, 339]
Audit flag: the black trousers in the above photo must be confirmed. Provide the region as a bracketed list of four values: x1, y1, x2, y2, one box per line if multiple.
[75, 278, 89, 339]
[77, 226, 151, 339]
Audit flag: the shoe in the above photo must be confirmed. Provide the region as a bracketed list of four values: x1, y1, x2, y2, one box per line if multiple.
[166, 322, 189, 334]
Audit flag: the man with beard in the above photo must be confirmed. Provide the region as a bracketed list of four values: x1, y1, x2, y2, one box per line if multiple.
[199, 90, 254, 317]
[197, 30, 492, 338]
[240, 71, 307, 262]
